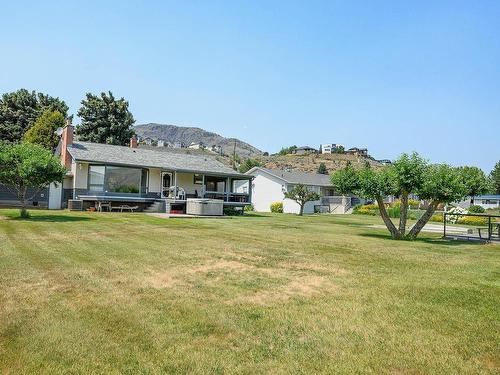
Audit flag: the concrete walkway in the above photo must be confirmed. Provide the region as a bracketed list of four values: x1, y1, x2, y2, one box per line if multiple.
[367, 223, 469, 234]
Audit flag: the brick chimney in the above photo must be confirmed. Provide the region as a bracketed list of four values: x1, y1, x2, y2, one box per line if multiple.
[61, 118, 74, 169]
[130, 135, 138, 148]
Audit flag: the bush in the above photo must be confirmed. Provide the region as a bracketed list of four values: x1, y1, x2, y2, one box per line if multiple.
[468, 205, 485, 213]
[353, 204, 378, 216]
[244, 204, 254, 212]
[430, 214, 443, 222]
[457, 216, 488, 226]
[387, 205, 401, 218]
[223, 206, 243, 216]
[270, 202, 283, 213]
[408, 199, 420, 209]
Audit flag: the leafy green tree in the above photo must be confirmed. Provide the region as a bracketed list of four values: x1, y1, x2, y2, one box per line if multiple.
[335, 145, 345, 154]
[278, 145, 297, 155]
[0, 89, 68, 143]
[490, 161, 500, 195]
[458, 166, 490, 204]
[76, 91, 135, 145]
[284, 184, 320, 215]
[238, 158, 262, 173]
[331, 153, 470, 240]
[24, 110, 65, 150]
[317, 162, 328, 174]
[408, 165, 466, 238]
[391, 153, 427, 235]
[0, 143, 67, 217]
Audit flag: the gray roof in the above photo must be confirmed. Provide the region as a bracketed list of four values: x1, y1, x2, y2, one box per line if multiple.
[67, 142, 249, 178]
[246, 167, 332, 187]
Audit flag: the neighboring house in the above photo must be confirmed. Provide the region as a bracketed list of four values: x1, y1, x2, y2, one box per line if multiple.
[49, 125, 252, 214]
[293, 146, 317, 155]
[345, 147, 368, 157]
[319, 143, 343, 154]
[246, 167, 356, 214]
[157, 139, 166, 147]
[209, 145, 223, 155]
[188, 142, 205, 150]
[456, 195, 500, 210]
[377, 159, 392, 165]
[172, 141, 186, 149]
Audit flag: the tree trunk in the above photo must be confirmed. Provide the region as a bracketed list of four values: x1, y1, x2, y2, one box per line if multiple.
[406, 201, 439, 239]
[376, 196, 401, 239]
[299, 202, 304, 216]
[398, 192, 409, 236]
[18, 187, 29, 218]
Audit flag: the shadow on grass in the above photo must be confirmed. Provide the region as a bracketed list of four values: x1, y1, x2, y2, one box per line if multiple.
[11, 215, 93, 223]
[358, 232, 474, 246]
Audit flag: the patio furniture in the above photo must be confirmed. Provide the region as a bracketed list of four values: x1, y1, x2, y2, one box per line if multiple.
[97, 201, 111, 212]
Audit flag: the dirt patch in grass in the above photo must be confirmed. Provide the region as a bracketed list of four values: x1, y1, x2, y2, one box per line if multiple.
[232, 275, 336, 305]
[148, 272, 177, 288]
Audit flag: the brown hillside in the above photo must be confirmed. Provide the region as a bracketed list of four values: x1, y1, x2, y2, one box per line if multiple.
[258, 153, 382, 174]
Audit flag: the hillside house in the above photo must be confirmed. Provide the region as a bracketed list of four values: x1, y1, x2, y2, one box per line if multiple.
[293, 146, 317, 155]
[319, 143, 344, 154]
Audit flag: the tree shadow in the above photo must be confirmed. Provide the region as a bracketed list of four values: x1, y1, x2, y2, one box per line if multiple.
[11, 215, 93, 223]
[358, 232, 477, 246]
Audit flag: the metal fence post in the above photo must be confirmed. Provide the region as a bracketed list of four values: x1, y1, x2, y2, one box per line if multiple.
[444, 212, 447, 238]
[488, 216, 492, 242]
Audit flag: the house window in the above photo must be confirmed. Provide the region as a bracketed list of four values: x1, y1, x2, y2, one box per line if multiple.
[89, 165, 105, 191]
[88, 165, 147, 194]
[205, 176, 226, 192]
[193, 174, 203, 185]
[106, 166, 142, 193]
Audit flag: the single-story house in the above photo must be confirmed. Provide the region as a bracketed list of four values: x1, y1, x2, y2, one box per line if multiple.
[246, 167, 356, 214]
[49, 123, 252, 214]
[293, 146, 318, 155]
[345, 147, 368, 157]
[456, 195, 500, 210]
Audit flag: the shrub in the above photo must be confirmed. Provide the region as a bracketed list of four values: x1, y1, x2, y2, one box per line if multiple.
[223, 206, 243, 216]
[387, 205, 401, 218]
[244, 204, 254, 212]
[270, 202, 283, 213]
[457, 216, 488, 226]
[353, 204, 378, 216]
[408, 199, 420, 209]
[468, 205, 485, 214]
[446, 206, 468, 223]
[430, 214, 443, 222]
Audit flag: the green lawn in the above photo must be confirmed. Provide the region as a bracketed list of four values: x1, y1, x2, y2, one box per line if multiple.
[0, 209, 498, 374]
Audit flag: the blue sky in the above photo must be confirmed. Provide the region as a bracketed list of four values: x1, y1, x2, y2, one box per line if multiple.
[1, 1, 499, 171]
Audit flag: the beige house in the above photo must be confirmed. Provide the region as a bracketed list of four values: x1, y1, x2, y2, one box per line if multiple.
[49, 124, 252, 214]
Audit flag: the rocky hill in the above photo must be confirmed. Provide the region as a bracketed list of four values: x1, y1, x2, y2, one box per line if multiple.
[134, 123, 262, 158]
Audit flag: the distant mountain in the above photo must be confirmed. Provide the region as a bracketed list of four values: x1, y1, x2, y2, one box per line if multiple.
[134, 123, 262, 158]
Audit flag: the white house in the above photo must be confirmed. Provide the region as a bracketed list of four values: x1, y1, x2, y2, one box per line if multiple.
[319, 143, 343, 154]
[456, 195, 500, 210]
[245, 167, 347, 214]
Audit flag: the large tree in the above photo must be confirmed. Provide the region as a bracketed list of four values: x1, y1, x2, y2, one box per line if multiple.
[331, 153, 474, 240]
[458, 166, 490, 204]
[490, 161, 500, 195]
[24, 109, 65, 151]
[238, 158, 262, 173]
[76, 91, 135, 145]
[0, 89, 68, 143]
[0, 143, 67, 217]
[284, 184, 320, 215]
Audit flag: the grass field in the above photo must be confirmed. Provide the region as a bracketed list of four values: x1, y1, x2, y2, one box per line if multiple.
[0, 209, 498, 374]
